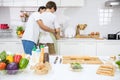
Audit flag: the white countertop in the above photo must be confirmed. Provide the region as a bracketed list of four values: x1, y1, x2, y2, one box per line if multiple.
[57, 38, 120, 42]
[0, 37, 120, 42]
[1, 56, 120, 80]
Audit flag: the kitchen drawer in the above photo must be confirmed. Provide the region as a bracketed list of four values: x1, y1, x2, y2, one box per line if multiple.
[57, 41, 96, 56]
[97, 42, 120, 56]
[0, 41, 24, 53]
[3, 0, 13, 6]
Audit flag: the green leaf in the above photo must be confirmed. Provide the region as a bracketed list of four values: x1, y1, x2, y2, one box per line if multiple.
[16, 26, 24, 31]
[116, 60, 120, 65]
[0, 51, 7, 61]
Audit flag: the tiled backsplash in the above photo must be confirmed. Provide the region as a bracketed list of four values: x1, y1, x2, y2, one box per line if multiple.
[0, 0, 120, 38]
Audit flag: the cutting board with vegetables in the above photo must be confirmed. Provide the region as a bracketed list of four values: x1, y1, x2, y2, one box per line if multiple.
[62, 56, 103, 64]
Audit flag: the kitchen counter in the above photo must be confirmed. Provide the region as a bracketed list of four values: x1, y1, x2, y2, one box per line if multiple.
[0, 37, 120, 56]
[57, 38, 120, 42]
[57, 38, 120, 56]
[0, 37, 120, 42]
[1, 56, 120, 80]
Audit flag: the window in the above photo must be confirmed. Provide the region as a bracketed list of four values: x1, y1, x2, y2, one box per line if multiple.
[99, 9, 113, 25]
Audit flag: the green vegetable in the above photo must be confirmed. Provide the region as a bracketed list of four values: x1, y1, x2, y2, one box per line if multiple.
[16, 26, 24, 31]
[71, 63, 83, 69]
[116, 60, 120, 65]
[0, 51, 7, 61]
[19, 58, 29, 69]
[116, 60, 120, 69]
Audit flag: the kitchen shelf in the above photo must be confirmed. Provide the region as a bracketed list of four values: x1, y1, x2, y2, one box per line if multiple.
[0, 0, 84, 7]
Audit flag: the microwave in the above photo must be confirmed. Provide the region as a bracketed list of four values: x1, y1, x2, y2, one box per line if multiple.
[108, 34, 117, 40]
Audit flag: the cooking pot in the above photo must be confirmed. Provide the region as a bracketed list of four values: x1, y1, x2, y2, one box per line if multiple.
[0, 24, 9, 29]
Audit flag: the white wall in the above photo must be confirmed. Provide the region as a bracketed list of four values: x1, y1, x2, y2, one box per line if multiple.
[0, 0, 120, 38]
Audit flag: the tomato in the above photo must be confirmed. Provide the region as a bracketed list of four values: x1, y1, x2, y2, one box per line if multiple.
[0, 62, 6, 70]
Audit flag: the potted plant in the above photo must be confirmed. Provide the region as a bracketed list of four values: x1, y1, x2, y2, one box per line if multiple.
[20, 12, 29, 22]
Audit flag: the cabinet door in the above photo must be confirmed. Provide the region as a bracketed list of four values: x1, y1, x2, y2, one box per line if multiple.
[14, 42, 24, 53]
[38, 0, 60, 7]
[61, 0, 84, 7]
[0, 0, 2, 6]
[0, 41, 24, 54]
[57, 41, 96, 56]
[13, 0, 25, 6]
[3, 0, 14, 6]
[0, 42, 6, 52]
[97, 42, 120, 56]
[24, 0, 37, 6]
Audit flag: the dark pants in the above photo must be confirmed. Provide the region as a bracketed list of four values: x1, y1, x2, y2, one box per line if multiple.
[22, 40, 36, 55]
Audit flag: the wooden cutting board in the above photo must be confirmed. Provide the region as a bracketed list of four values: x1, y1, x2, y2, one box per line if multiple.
[62, 56, 103, 64]
[96, 64, 115, 76]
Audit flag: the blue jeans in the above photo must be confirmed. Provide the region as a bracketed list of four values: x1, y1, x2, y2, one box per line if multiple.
[22, 40, 36, 55]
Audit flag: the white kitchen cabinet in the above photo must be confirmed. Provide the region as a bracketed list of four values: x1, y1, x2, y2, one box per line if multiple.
[97, 41, 120, 56]
[13, 0, 38, 6]
[57, 41, 96, 56]
[2, 0, 38, 7]
[0, 0, 2, 6]
[13, 0, 25, 6]
[2, 0, 84, 7]
[0, 41, 24, 53]
[22, 0, 37, 7]
[37, 0, 60, 7]
[61, 0, 84, 7]
[3, 0, 13, 6]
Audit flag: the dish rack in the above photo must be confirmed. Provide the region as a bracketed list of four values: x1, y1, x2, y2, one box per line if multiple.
[0, 29, 13, 38]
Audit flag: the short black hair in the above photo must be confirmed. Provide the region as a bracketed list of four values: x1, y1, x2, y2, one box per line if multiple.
[38, 6, 46, 12]
[46, 1, 57, 11]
